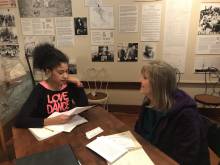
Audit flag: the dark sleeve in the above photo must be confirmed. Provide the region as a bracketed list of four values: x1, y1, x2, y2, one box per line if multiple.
[14, 86, 44, 128]
[171, 108, 208, 165]
[134, 106, 152, 140]
[135, 107, 145, 135]
[76, 87, 88, 106]
[69, 83, 88, 106]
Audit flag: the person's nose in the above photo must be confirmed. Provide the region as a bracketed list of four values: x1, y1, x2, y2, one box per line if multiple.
[63, 72, 68, 79]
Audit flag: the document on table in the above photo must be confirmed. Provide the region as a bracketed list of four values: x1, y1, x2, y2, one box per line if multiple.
[29, 114, 88, 141]
[86, 131, 154, 164]
[104, 131, 142, 149]
[29, 126, 63, 141]
[107, 131, 154, 165]
[108, 148, 154, 165]
[86, 136, 128, 163]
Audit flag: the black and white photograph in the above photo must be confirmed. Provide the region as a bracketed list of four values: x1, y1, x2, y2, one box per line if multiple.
[0, 9, 15, 27]
[0, 27, 18, 44]
[24, 41, 35, 57]
[68, 64, 77, 74]
[198, 3, 220, 35]
[118, 43, 138, 62]
[91, 45, 114, 62]
[24, 36, 55, 57]
[74, 17, 88, 35]
[0, 45, 19, 57]
[18, 0, 72, 18]
[143, 43, 156, 60]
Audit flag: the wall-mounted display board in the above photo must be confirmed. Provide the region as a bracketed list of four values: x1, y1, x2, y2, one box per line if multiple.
[3, 0, 220, 83]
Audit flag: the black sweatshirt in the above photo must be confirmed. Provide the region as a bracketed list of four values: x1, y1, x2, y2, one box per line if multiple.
[15, 82, 88, 128]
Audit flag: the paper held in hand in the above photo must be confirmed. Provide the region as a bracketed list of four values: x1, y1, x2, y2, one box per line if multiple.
[28, 106, 93, 141]
[59, 105, 94, 116]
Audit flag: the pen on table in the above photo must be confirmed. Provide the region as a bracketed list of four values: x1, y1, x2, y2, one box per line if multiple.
[44, 127, 54, 132]
[78, 160, 82, 165]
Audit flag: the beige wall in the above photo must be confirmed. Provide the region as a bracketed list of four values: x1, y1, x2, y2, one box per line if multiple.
[12, 0, 219, 105]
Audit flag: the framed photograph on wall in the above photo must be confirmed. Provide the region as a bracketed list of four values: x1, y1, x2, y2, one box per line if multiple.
[74, 17, 88, 35]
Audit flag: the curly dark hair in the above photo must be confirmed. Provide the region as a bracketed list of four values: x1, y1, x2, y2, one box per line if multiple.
[32, 43, 69, 71]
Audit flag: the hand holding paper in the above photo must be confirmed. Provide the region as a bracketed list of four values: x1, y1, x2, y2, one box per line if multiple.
[45, 106, 93, 125]
[29, 106, 93, 141]
[62, 106, 94, 116]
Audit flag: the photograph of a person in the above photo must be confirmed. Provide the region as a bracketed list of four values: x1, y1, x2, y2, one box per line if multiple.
[0, 27, 18, 44]
[198, 4, 220, 35]
[118, 43, 138, 62]
[68, 64, 77, 74]
[18, 0, 72, 17]
[143, 43, 156, 60]
[74, 17, 88, 35]
[0, 45, 19, 57]
[24, 36, 55, 57]
[24, 42, 35, 57]
[91, 45, 114, 62]
[0, 9, 16, 27]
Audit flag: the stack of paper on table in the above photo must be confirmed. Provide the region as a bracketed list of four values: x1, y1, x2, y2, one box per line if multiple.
[86, 131, 154, 165]
[108, 148, 154, 165]
[29, 106, 93, 141]
[86, 136, 128, 163]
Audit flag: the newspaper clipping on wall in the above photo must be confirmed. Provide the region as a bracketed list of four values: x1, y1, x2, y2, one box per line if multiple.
[119, 5, 138, 32]
[196, 3, 220, 54]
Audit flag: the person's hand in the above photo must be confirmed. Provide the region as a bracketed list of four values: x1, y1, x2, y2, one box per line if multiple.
[67, 75, 83, 87]
[44, 115, 73, 126]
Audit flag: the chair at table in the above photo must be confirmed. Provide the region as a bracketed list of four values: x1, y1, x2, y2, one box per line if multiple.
[194, 67, 220, 107]
[201, 116, 220, 165]
[85, 67, 109, 111]
[0, 121, 13, 161]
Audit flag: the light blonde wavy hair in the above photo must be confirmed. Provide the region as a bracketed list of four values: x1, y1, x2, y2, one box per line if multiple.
[141, 60, 177, 111]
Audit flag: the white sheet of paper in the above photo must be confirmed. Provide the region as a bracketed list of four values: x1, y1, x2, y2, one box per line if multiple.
[62, 115, 88, 132]
[86, 136, 128, 163]
[104, 136, 135, 149]
[29, 113, 89, 141]
[28, 127, 63, 141]
[48, 106, 93, 117]
[108, 148, 154, 165]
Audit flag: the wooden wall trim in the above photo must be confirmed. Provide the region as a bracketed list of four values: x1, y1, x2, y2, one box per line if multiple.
[82, 81, 140, 90]
[108, 104, 141, 114]
[107, 105, 220, 123]
[82, 81, 219, 90]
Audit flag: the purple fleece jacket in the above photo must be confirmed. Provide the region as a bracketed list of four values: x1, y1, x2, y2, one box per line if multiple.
[135, 89, 210, 165]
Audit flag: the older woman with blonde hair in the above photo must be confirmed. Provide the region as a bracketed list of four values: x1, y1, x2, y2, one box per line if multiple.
[135, 60, 210, 165]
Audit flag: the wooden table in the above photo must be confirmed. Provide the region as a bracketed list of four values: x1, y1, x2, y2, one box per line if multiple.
[13, 106, 178, 165]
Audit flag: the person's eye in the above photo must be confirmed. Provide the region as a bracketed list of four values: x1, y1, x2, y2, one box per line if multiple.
[57, 71, 64, 75]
